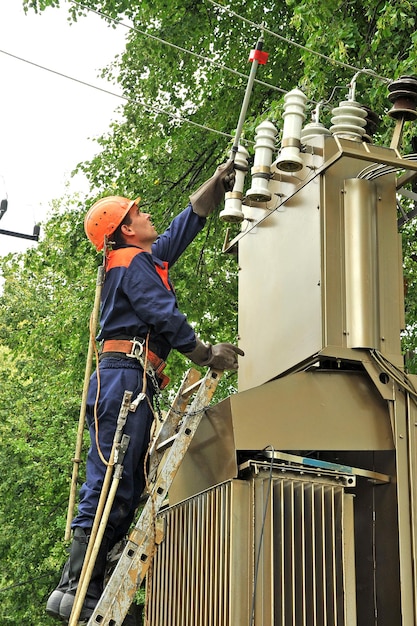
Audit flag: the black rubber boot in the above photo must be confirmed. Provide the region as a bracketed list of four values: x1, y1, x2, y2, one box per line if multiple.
[58, 527, 109, 623]
[45, 558, 71, 621]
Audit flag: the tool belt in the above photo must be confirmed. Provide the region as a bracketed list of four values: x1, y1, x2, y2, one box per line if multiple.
[101, 338, 170, 390]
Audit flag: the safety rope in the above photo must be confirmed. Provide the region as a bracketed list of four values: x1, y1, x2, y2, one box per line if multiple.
[91, 310, 110, 467]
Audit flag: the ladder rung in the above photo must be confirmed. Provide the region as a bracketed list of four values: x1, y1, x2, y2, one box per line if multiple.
[181, 378, 203, 399]
[155, 434, 178, 452]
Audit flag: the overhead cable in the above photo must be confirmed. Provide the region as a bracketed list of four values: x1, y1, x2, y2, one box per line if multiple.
[2, 0, 393, 145]
[69, 0, 286, 96]
[0, 572, 53, 593]
[0, 48, 125, 99]
[71, 0, 388, 85]
[0, 49, 235, 140]
[207, 0, 389, 83]
[70, 0, 389, 104]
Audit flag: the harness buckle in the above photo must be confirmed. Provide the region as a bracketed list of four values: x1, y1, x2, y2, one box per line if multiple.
[126, 337, 145, 359]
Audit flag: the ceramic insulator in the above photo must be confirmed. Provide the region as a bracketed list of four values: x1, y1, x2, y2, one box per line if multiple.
[301, 121, 331, 143]
[276, 88, 307, 172]
[219, 145, 249, 223]
[388, 75, 417, 121]
[246, 120, 278, 202]
[330, 101, 367, 141]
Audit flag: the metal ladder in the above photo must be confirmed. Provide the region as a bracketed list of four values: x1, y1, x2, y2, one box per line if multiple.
[86, 366, 222, 626]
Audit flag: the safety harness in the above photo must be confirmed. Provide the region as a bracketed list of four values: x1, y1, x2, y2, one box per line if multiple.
[100, 337, 169, 390]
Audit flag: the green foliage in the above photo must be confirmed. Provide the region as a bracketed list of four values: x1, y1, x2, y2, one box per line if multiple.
[5, 0, 417, 622]
[0, 196, 95, 623]
[401, 217, 417, 372]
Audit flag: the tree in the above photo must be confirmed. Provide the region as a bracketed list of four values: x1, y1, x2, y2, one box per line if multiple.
[2, 1, 417, 622]
[0, 197, 95, 623]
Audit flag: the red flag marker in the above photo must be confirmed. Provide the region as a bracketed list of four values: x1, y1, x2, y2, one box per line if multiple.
[231, 30, 269, 158]
[249, 48, 269, 65]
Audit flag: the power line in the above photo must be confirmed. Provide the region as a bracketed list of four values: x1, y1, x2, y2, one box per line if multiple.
[0, 49, 235, 140]
[69, 0, 390, 110]
[207, 0, 389, 84]
[0, 572, 53, 593]
[72, 0, 388, 88]
[69, 0, 287, 96]
[0, 49, 125, 100]
[1, 0, 392, 148]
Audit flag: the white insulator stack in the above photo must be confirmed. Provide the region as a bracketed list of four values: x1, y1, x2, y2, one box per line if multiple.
[301, 121, 331, 143]
[219, 145, 249, 223]
[330, 101, 367, 141]
[246, 120, 278, 202]
[276, 88, 307, 172]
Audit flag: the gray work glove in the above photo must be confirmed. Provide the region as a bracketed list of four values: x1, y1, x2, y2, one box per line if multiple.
[184, 337, 244, 371]
[190, 159, 236, 217]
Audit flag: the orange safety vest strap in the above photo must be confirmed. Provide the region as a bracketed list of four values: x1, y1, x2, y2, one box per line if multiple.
[155, 262, 171, 291]
[106, 247, 142, 271]
[106, 248, 172, 291]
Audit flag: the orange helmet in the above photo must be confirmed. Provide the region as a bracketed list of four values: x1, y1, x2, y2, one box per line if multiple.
[84, 195, 141, 251]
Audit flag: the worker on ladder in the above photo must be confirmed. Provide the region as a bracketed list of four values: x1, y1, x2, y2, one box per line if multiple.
[46, 159, 244, 623]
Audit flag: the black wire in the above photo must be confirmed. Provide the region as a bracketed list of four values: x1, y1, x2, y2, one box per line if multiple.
[249, 445, 275, 626]
[0, 572, 53, 593]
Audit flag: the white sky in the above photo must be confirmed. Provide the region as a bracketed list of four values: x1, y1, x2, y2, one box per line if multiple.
[0, 0, 126, 256]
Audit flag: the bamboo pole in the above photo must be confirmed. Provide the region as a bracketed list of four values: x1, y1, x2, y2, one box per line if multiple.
[67, 392, 132, 626]
[65, 264, 105, 540]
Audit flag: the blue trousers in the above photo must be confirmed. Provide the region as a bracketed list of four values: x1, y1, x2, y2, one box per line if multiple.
[72, 357, 154, 546]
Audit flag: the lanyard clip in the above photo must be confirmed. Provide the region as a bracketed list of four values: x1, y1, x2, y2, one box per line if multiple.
[126, 337, 144, 359]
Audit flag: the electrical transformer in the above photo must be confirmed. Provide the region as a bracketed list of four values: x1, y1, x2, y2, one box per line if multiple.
[146, 76, 417, 626]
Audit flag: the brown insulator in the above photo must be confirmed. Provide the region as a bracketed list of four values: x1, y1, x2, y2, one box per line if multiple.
[388, 75, 417, 121]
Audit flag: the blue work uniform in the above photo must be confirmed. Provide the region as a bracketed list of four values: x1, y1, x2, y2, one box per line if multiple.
[72, 204, 205, 545]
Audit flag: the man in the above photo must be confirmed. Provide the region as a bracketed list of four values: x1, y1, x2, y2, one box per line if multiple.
[46, 159, 243, 622]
